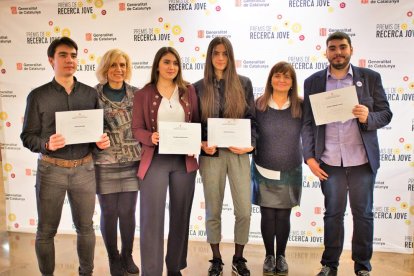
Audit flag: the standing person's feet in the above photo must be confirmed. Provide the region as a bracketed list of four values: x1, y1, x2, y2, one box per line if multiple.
[356, 270, 370, 276]
[316, 265, 337, 276]
[121, 254, 139, 274]
[208, 258, 224, 276]
[275, 255, 288, 275]
[232, 256, 250, 276]
[263, 255, 276, 275]
[109, 254, 125, 276]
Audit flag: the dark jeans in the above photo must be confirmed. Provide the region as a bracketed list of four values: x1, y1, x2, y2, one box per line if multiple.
[139, 154, 196, 276]
[320, 163, 375, 273]
[35, 159, 96, 276]
[98, 191, 138, 258]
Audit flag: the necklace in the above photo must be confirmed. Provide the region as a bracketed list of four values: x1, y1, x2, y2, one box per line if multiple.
[157, 83, 176, 109]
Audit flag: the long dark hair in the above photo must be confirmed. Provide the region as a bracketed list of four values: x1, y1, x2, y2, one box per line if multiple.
[147, 47, 188, 95]
[256, 61, 302, 118]
[200, 37, 246, 122]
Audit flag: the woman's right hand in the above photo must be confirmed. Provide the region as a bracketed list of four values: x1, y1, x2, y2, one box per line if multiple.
[201, 141, 217, 155]
[151, 132, 160, 145]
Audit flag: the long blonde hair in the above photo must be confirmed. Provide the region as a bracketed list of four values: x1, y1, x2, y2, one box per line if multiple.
[200, 37, 246, 122]
[256, 61, 302, 118]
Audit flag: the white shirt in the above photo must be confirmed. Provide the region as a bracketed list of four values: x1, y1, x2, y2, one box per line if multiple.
[157, 85, 185, 129]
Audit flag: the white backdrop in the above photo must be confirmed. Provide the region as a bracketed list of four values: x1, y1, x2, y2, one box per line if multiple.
[0, 0, 413, 254]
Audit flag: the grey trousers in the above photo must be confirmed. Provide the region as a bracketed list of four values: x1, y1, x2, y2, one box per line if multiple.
[139, 154, 196, 276]
[35, 159, 96, 276]
[199, 149, 252, 245]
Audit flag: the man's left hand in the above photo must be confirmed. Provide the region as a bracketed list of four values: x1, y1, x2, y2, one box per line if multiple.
[352, 104, 369, 124]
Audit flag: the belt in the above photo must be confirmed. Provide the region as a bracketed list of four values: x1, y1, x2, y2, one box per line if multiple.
[40, 154, 93, 168]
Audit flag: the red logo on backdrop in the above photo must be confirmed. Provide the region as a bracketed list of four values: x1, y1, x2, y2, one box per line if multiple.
[197, 30, 204, 38]
[200, 202, 205, 209]
[16, 63, 23, 70]
[314, 207, 322, 214]
[11, 7, 17, 14]
[361, 0, 369, 3]
[85, 33, 92, 41]
[29, 219, 36, 225]
[236, 60, 242, 68]
[25, 169, 31, 176]
[119, 3, 125, 11]
[319, 28, 327, 36]
[235, 0, 242, 7]
[359, 59, 366, 67]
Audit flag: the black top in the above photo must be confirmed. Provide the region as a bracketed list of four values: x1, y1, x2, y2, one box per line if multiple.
[20, 77, 100, 160]
[254, 106, 302, 171]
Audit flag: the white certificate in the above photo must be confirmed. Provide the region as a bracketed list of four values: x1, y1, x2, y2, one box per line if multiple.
[158, 121, 201, 155]
[309, 85, 359, 126]
[55, 109, 103, 145]
[207, 118, 251, 148]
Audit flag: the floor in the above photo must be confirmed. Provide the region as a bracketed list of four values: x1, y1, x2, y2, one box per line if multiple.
[0, 168, 413, 275]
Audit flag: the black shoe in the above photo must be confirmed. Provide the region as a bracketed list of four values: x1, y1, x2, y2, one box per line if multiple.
[275, 255, 288, 275]
[121, 254, 139, 274]
[356, 270, 370, 276]
[316, 265, 337, 276]
[109, 255, 125, 276]
[232, 256, 250, 276]
[208, 258, 224, 276]
[263, 255, 276, 275]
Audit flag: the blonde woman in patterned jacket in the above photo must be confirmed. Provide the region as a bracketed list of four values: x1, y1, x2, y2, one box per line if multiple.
[94, 49, 141, 276]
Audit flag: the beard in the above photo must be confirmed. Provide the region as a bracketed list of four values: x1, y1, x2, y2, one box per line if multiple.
[329, 55, 351, 70]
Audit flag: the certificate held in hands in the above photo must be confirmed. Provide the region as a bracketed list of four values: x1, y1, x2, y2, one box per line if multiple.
[55, 109, 103, 145]
[309, 85, 359, 126]
[158, 121, 201, 155]
[207, 118, 251, 148]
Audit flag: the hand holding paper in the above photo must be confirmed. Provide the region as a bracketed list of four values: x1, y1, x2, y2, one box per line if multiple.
[309, 86, 359, 126]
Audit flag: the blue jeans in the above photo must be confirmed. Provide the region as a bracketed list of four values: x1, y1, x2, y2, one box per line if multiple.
[320, 163, 375, 273]
[35, 159, 96, 276]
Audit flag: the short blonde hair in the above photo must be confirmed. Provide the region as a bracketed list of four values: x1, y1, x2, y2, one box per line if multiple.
[96, 49, 132, 84]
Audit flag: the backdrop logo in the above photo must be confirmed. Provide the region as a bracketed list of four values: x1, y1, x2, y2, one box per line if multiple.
[168, 0, 208, 11]
[0, 35, 12, 44]
[380, 144, 412, 163]
[77, 49, 98, 72]
[85, 33, 118, 42]
[235, 0, 271, 7]
[197, 30, 204, 38]
[366, 59, 396, 69]
[57, 1, 105, 19]
[361, 0, 368, 3]
[385, 83, 414, 102]
[119, 2, 151, 11]
[288, 56, 328, 70]
[376, 23, 414, 38]
[182, 56, 205, 71]
[359, 59, 366, 67]
[198, 29, 231, 39]
[289, 0, 331, 8]
[319, 28, 327, 36]
[0, 90, 17, 99]
[25, 24, 72, 45]
[133, 17, 185, 44]
[85, 33, 92, 41]
[16, 62, 46, 71]
[10, 5, 41, 15]
[250, 25, 290, 40]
